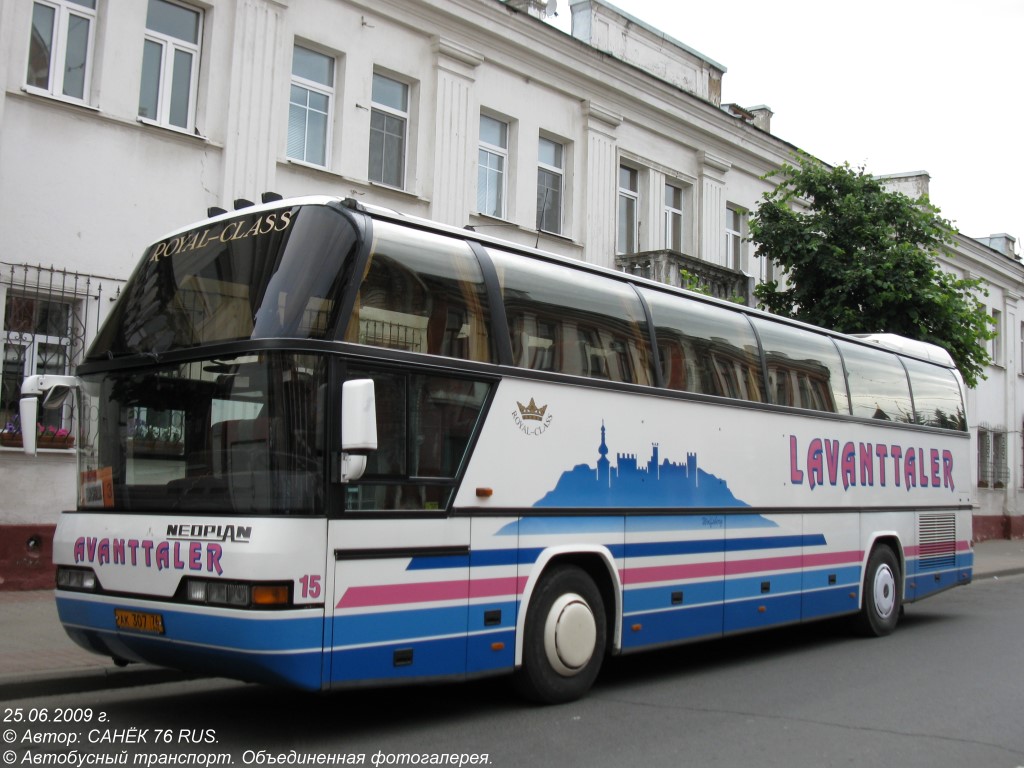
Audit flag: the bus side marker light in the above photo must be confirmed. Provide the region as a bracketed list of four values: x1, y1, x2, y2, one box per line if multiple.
[757, 606, 766, 613]
[476, 487, 493, 498]
[491, 642, 505, 652]
[631, 624, 642, 632]
[252, 585, 289, 606]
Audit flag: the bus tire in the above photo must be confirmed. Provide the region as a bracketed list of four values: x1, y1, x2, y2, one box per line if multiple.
[515, 565, 606, 704]
[855, 545, 902, 637]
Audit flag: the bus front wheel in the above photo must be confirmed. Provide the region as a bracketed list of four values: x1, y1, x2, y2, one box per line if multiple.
[855, 545, 902, 637]
[515, 565, 606, 704]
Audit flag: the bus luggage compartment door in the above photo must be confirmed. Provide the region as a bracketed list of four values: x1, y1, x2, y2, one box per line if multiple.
[327, 518, 470, 687]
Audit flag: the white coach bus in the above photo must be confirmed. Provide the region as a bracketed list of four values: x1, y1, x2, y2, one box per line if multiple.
[24, 196, 972, 703]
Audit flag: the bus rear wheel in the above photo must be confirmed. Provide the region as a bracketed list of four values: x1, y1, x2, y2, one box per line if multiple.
[515, 565, 606, 704]
[855, 545, 902, 637]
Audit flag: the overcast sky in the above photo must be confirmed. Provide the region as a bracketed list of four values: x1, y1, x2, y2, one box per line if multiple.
[549, 0, 1022, 252]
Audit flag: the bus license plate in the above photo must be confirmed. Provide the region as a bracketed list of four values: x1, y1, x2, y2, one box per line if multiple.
[114, 608, 165, 635]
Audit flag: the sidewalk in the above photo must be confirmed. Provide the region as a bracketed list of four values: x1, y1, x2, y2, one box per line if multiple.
[2, 539, 1022, 700]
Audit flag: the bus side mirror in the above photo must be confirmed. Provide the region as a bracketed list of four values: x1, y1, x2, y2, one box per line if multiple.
[19, 374, 79, 456]
[20, 395, 38, 455]
[340, 379, 377, 482]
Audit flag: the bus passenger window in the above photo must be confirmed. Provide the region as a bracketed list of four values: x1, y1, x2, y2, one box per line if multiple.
[837, 340, 914, 422]
[353, 222, 493, 363]
[489, 249, 653, 385]
[902, 357, 966, 430]
[750, 318, 848, 414]
[640, 288, 764, 402]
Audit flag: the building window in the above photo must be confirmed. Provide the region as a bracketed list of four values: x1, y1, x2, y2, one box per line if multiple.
[978, 428, 991, 488]
[478, 115, 509, 219]
[664, 183, 683, 252]
[994, 431, 1009, 488]
[617, 165, 639, 255]
[1019, 321, 1024, 375]
[26, 0, 96, 102]
[537, 136, 563, 234]
[138, 0, 202, 131]
[726, 206, 744, 270]
[991, 308, 1003, 366]
[287, 45, 334, 166]
[368, 72, 408, 189]
[978, 428, 1009, 489]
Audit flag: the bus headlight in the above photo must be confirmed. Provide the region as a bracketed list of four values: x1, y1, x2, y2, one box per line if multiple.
[57, 567, 98, 591]
[185, 579, 290, 609]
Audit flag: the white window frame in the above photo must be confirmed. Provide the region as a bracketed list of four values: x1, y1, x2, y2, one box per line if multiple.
[991, 308, 1003, 366]
[978, 428, 992, 488]
[617, 165, 639, 255]
[537, 136, 564, 235]
[726, 205, 744, 270]
[478, 114, 509, 219]
[1019, 320, 1024, 376]
[287, 44, 335, 167]
[368, 72, 409, 189]
[2, 294, 76, 439]
[25, 0, 97, 104]
[138, 0, 203, 133]
[664, 182, 684, 252]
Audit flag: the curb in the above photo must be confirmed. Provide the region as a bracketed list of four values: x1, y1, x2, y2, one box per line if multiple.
[0, 665, 194, 702]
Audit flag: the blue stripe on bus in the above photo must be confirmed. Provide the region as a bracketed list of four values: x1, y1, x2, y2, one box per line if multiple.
[57, 596, 323, 652]
[802, 565, 862, 591]
[724, 572, 805, 600]
[620, 604, 724, 649]
[56, 596, 324, 689]
[724, 593, 803, 632]
[623, 580, 726, 614]
[802, 585, 861, 620]
[407, 534, 830, 570]
[332, 606, 468, 647]
[329, 636, 468, 683]
[468, 628, 516, 674]
[332, 600, 519, 647]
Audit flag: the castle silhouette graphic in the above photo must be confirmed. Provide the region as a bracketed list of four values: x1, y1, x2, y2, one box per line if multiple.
[535, 422, 748, 508]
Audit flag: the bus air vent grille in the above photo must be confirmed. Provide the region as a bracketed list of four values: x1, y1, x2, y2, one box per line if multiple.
[918, 513, 957, 571]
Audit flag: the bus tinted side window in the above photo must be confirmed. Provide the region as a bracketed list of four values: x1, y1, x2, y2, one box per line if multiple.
[639, 288, 764, 402]
[489, 250, 653, 385]
[837, 340, 913, 422]
[903, 357, 966, 430]
[352, 221, 493, 362]
[345, 367, 491, 512]
[751, 318, 848, 413]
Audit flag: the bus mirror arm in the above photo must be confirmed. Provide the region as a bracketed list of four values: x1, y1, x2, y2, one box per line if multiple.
[339, 379, 378, 483]
[20, 375, 80, 456]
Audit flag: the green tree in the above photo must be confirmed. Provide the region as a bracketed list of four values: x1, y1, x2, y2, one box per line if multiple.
[749, 153, 995, 387]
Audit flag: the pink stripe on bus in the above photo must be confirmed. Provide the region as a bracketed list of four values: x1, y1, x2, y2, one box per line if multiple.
[336, 576, 526, 609]
[621, 550, 863, 586]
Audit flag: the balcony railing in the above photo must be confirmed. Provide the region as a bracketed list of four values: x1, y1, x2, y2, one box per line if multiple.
[615, 249, 754, 305]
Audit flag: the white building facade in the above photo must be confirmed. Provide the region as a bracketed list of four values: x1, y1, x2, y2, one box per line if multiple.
[0, 0, 1019, 586]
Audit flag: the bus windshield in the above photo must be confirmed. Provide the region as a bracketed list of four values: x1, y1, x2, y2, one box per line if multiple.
[78, 352, 326, 515]
[89, 204, 359, 358]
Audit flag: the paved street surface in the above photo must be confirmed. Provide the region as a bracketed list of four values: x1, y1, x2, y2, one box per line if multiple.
[2, 541, 1023, 768]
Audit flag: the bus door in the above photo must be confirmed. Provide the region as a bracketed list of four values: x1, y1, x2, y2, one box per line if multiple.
[324, 366, 491, 687]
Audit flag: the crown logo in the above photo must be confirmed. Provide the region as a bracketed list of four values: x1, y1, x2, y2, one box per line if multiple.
[517, 398, 548, 422]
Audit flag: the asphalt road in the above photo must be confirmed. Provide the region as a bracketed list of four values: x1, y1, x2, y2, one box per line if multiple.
[5, 575, 1024, 768]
